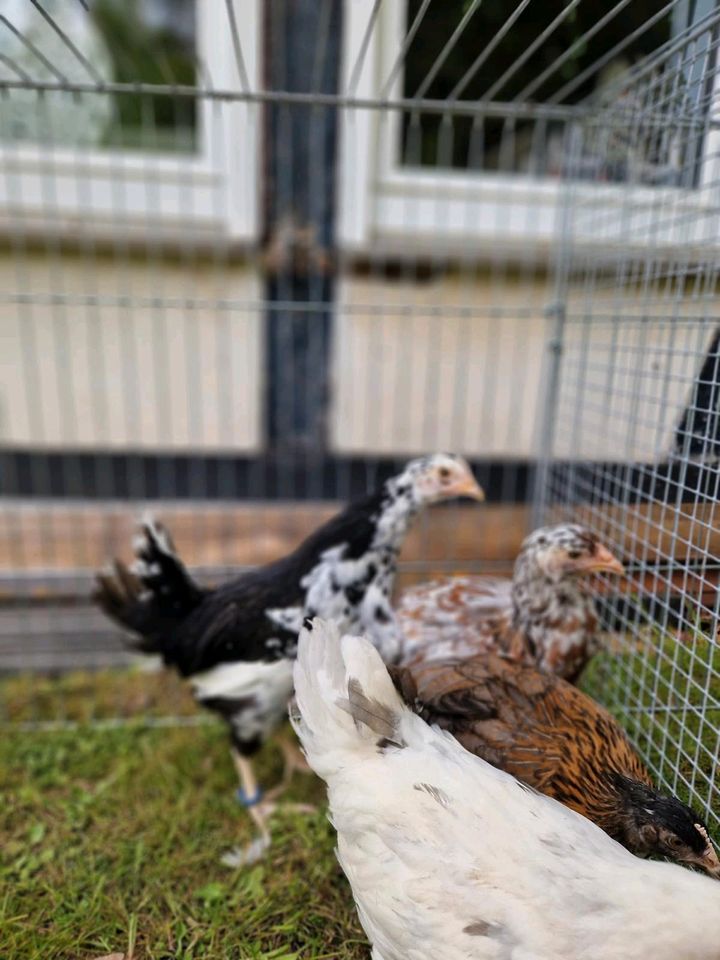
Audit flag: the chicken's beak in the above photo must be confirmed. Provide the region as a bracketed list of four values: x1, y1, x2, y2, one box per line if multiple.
[572, 543, 625, 576]
[452, 477, 485, 502]
[692, 826, 720, 878]
[692, 845, 720, 878]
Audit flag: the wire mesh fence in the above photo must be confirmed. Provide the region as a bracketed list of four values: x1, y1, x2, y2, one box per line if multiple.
[0, 0, 719, 828]
[536, 3, 720, 829]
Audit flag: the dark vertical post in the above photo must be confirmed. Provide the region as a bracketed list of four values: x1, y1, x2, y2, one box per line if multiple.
[675, 328, 720, 460]
[263, 0, 342, 456]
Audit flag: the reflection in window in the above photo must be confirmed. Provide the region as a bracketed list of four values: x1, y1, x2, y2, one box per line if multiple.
[0, 0, 197, 153]
[400, 0, 678, 183]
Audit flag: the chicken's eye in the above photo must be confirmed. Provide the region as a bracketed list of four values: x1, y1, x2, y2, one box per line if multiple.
[567, 550, 582, 560]
[439, 467, 451, 482]
[667, 835, 683, 849]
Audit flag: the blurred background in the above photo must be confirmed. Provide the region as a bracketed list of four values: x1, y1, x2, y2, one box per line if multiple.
[1, 0, 720, 829]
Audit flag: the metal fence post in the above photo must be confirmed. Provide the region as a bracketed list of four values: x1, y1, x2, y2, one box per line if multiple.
[531, 121, 582, 529]
[531, 299, 567, 529]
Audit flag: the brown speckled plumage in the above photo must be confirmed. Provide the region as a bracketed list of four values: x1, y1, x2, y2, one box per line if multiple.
[397, 523, 624, 683]
[394, 653, 648, 830]
[393, 653, 719, 872]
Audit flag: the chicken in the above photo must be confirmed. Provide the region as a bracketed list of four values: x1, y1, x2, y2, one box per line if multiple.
[392, 652, 720, 875]
[291, 619, 720, 960]
[94, 454, 483, 863]
[397, 523, 624, 681]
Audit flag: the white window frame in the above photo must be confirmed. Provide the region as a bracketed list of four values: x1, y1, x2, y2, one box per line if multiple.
[0, 0, 260, 245]
[339, 0, 720, 259]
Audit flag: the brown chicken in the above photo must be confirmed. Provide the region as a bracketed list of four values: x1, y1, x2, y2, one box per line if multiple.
[393, 652, 720, 875]
[397, 523, 625, 682]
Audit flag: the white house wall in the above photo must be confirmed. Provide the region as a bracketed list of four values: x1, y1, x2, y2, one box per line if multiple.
[1, 254, 716, 462]
[0, 254, 263, 452]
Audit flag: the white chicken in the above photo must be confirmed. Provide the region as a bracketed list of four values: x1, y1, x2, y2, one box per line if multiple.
[291, 618, 720, 960]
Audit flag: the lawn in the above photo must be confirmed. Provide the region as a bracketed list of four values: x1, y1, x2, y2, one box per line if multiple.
[581, 627, 720, 823]
[3, 631, 720, 960]
[0, 670, 366, 960]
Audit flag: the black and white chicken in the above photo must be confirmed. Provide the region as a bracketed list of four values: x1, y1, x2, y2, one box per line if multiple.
[94, 454, 483, 862]
[292, 618, 720, 960]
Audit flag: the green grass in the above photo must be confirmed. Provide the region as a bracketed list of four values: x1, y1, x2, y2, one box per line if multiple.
[581, 628, 720, 819]
[3, 635, 720, 959]
[0, 671, 366, 960]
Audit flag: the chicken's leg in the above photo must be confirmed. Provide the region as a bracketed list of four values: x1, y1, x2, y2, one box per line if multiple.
[221, 747, 315, 868]
[264, 734, 314, 802]
[220, 750, 272, 868]
[279, 733, 312, 774]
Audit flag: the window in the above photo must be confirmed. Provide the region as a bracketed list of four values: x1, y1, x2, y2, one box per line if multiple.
[0, 0, 197, 153]
[339, 1, 720, 253]
[91, 0, 198, 153]
[0, 0, 260, 243]
[399, 0, 673, 179]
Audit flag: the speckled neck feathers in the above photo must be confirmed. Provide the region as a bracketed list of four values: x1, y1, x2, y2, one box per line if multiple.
[511, 548, 597, 680]
[286, 473, 426, 664]
[373, 473, 423, 550]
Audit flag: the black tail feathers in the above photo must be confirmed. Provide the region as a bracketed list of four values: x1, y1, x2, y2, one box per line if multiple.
[132, 518, 203, 615]
[93, 518, 203, 654]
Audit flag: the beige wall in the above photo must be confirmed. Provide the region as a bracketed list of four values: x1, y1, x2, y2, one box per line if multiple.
[555, 289, 718, 461]
[0, 253, 263, 451]
[331, 273, 550, 457]
[0, 252, 714, 463]
[332, 274, 717, 462]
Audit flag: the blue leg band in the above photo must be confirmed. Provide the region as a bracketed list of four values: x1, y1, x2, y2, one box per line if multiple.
[236, 785, 264, 808]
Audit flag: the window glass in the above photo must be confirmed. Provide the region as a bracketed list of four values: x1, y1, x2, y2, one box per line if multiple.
[400, 0, 674, 181]
[0, 0, 197, 152]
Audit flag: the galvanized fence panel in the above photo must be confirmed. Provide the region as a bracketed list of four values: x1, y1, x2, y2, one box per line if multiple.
[0, 0, 719, 825]
[536, 4, 720, 828]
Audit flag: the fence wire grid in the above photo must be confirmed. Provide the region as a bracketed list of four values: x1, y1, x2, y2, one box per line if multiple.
[1, 0, 720, 827]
